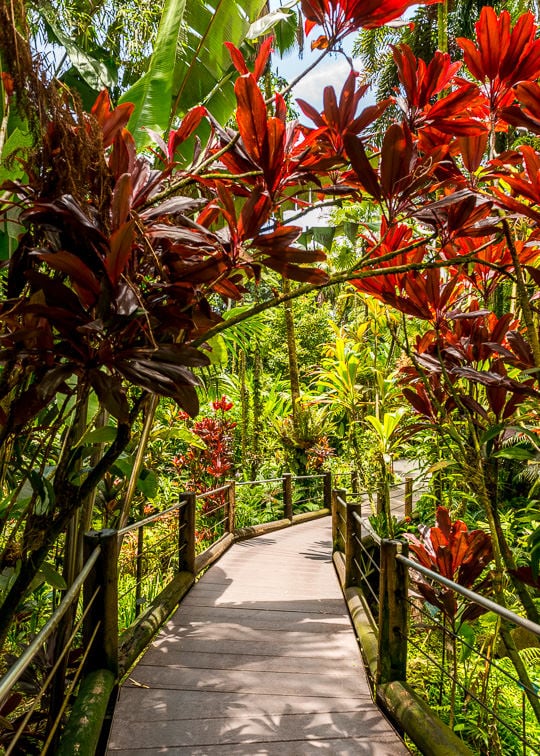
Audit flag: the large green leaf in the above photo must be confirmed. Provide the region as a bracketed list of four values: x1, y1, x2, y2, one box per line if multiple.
[40, 4, 116, 91]
[119, 0, 187, 146]
[121, 0, 266, 148]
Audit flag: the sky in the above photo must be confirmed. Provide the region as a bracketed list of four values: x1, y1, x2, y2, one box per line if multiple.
[274, 37, 360, 113]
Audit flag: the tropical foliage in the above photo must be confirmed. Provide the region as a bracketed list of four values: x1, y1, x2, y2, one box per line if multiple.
[2, 0, 540, 749]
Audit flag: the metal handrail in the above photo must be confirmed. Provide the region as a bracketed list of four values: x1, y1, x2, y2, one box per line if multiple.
[0, 545, 101, 701]
[236, 477, 283, 486]
[352, 511, 382, 545]
[398, 554, 540, 638]
[117, 498, 188, 536]
[196, 484, 230, 499]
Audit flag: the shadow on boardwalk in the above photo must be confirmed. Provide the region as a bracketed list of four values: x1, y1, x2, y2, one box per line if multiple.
[107, 519, 409, 755]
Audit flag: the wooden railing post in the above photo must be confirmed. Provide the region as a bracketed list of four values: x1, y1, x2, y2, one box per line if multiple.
[83, 529, 118, 676]
[404, 477, 413, 519]
[377, 539, 409, 685]
[332, 488, 346, 552]
[283, 473, 293, 521]
[226, 480, 236, 534]
[345, 501, 362, 587]
[323, 471, 332, 510]
[179, 492, 196, 574]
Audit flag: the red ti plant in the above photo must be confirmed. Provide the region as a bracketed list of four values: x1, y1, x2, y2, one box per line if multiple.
[405, 506, 493, 625]
[405, 507, 493, 724]
[173, 398, 236, 534]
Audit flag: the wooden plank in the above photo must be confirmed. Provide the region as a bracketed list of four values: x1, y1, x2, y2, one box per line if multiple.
[107, 518, 408, 754]
[109, 688, 374, 722]
[108, 710, 404, 749]
[138, 649, 363, 674]
[126, 665, 367, 697]
[110, 740, 406, 755]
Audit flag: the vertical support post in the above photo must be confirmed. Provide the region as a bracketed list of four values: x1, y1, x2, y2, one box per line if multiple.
[404, 477, 413, 519]
[283, 473, 293, 521]
[333, 488, 346, 552]
[351, 470, 359, 494]
[83, 529, 118, 676]
[323, 471, 332, 510]
[179, 492, 196, 574]
[135, 514, 144, 617]
[377, 539, 409, 685]
[226, 481, 236, 534]
[345, 501, 362, 588]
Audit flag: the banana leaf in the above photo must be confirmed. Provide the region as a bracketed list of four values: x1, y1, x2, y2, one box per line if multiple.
[120, 0, 266, 149]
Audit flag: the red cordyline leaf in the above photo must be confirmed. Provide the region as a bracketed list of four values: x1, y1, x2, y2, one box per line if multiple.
[31, 250, 101, 308]
[457, 8, 540, 111]
[235, 75, 267, 164]
[405, 506, 493, 619]
[301, 0, 441, 45]
[351, 218, 427, 303]
[298, 71, 391, 157]
[492, 145, 540, 222]
[167, 106, 207, 161]
[91, 89, 134, 148]
[106, 220, 135, 286]
[345, 123, 434, 220]
[225, 37, 273, 80]
[393, 44, 460, 112]
[443, 236, 540, 300]
[392, 45, 486, 135]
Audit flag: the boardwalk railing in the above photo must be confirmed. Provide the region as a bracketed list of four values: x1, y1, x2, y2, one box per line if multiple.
[332, 489, 540, 755]
[0, 472, 331, 755]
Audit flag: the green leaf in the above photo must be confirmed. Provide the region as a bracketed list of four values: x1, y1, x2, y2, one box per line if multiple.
[120, 0, 187, 146]
[273, 8, 300, 56]
[0, 127, 33, 185]
[137, 469, 159, 499]
[40, 5, 116, 91]
[28, 471, 55, 515]
[152, 426, 207, 447]
[206, 334, 228, 365]
[492, 447, 537, 461]
[529, 526, 540, 580]
[342, 222, 359, 243]
[112, 457, 135, 478]
[458, 621, 475, 662]
[312, 226, 336, 250]
[77, 425, 118, 447]
[121, 0, 266, 149]
[40, 562, 67, 591]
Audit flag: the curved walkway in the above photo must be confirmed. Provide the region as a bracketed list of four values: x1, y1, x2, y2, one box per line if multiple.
[107, 518, 409, 755]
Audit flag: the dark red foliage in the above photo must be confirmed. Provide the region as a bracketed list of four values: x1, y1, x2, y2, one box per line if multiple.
[297, 71, 391, 160]
[174, 399, 236, 495]
[393, 45, 485, 136]
[301, 0, 441, 47]
[457, 8, 540, 112]
[406, 507, 493, 622]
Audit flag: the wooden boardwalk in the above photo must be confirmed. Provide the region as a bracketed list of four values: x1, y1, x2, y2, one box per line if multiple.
[107, 517, 409, 755]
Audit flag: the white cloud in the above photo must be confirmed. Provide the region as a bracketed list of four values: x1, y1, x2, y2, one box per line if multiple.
[291, 58, 353, 111]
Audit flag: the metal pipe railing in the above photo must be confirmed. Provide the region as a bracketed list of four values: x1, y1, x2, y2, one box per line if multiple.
[1, 472, 333, 750]
[118, 498, 188, 536]
[397, 553, 540, 638]
[0, 545, 101, 701]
